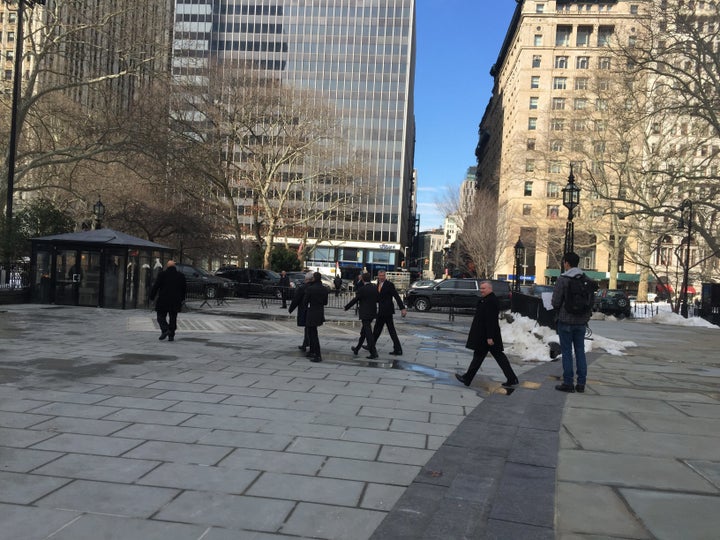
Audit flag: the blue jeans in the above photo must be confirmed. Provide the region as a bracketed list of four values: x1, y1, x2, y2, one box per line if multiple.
[557, 322, 587, 386]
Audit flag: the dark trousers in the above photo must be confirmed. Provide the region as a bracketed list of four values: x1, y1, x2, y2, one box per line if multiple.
[157, 309, 178, 336]
[465, 345, 517, 383]
[356, 319, 377, 355]
[307, 326, 321, 358]
[301, 327, 309, 348]
[373, 314, 402, 353]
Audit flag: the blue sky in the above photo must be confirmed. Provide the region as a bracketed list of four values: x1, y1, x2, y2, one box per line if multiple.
[413, 1, 517, 230]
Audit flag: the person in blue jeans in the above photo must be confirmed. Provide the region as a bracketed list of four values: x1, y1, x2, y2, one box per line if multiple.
[551, 252, 592, 393]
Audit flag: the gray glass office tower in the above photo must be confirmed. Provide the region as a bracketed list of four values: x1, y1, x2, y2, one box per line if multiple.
[172, 1, 416, 273]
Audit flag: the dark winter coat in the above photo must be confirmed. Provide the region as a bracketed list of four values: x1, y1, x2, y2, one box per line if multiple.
[303, 281, 328, 327]
[345, 284, 379, 320]
[288, 282, 308, 326]
[279, 274, 291, 299]
[551, 266, 592, 325]
[377, 280, 405, 316]
[465, 292, 504, 351]
[149, 266, 186, 312]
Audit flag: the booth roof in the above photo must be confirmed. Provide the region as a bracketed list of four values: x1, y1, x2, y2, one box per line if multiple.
[32, 228, 171, 250]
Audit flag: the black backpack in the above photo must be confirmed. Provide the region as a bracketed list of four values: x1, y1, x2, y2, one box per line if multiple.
[565, 274, 597, 315]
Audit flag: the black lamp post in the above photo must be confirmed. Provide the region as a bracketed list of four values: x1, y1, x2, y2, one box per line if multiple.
[3, 0, 44, 283]
[562, 165, 580, 255]
[678, 199, 693, 318]
[513, 237, 525, 292]
[93, 197, 106, 229]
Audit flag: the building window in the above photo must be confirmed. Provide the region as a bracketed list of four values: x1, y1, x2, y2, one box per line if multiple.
[598, 78, 610, 90]
[550, 139, 563, 152]
[528, 117, 537, 130]
[523, 204, 532, 216]
[552, 97, 566, 110]
[574, 98, 587, 110]
[550, 118, 565, 131]
[526, 159, 535, 172]
[571, 160, 584, 174]
[555, 55, 568, 69]
[534, 34, 543, 46]
[595, 120, 607, 132]
[577, 26, 592, 47]
[536, 3, 545, 13]
[527, 138, 536, 150]
[593, 140, 606, 154]
[630, 4, 639, 14]
[572, 140, 585, 152]
[572, 119, 587, 132]
[628, 35, 637, 48]
[529, 96, 539, 109]
[553, 77, 567, 90]
[547, 205, 560, 218]
[530, 76, 540, 89]
[546, 182, 560, 197]
[575, 77, 588, 90]
[556, 25, 571, 46]
[599, 57, 611, 70]
[532, 55, 542, 68]
[576, 56, 589, 69]
[524, 181, 533, 196]
[595, 98, 608, 111]
[549, 161, 562, 174]
[598, 26, 614, 46]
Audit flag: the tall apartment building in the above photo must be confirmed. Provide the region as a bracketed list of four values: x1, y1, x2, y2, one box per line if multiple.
[478, 0, 719, 294]
[171, 0, 417, 275]
[477, 0, 650, 286]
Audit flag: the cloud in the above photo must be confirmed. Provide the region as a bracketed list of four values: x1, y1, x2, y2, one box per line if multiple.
[417, 186, 439, 193]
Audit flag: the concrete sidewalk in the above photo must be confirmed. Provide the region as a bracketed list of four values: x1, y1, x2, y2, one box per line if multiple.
[0, 301, 718, 539]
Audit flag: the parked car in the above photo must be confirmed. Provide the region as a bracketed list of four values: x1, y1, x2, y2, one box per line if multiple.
[175, 263, 236, 299]
[215, 267, 282, 298]
[530, 284, 555, 298]
[594, 289, 632, 317]
[405, 278, 512, 312]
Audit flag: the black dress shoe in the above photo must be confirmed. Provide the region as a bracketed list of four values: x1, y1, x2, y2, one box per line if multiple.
[298, 345, 307, 352]
[351, 346, 359, 355]
[575, 384, 585, 393]
[502, 378, 519, 387]
[309, 356, 322, 363]
[366, 354, 379, 359]
[455, 373, 470, 387]
[168, 335, 174, 342]
[159, 331, 168, 341]
[389, 350, 402, 356]
[555, 383, 575, 393]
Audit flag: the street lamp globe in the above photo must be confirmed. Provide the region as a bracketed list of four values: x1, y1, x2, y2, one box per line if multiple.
[562, 167, 581, 219]
[93, 197, 106, 229]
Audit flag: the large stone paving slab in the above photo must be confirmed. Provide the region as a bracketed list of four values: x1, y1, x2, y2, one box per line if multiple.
[620, 489, 720, 540]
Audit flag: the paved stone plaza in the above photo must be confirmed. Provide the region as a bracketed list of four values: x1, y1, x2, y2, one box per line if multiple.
[0, 301, 718, 539]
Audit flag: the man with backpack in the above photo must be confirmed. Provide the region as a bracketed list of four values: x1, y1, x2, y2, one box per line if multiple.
[551, 252, 596, 393]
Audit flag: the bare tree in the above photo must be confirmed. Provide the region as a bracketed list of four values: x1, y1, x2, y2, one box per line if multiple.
[166, 69, 366, 269]
[1, 0, 172, 217]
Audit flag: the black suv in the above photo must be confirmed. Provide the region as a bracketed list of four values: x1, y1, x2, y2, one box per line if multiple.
[215, 267, 282, 298]
[175, 263, 236, 299]
[406, 278, 511, 312]
[594, 289, 632, 318]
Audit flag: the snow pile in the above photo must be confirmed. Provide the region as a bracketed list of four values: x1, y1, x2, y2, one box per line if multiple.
[641, 310, 719, 328]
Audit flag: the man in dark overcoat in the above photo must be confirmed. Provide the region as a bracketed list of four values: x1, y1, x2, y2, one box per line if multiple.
[288, 272, 312, 352]
[372, 270, 407, 355]
[149, 260, 186, 342]
[344, 272, 379, 359]
[278, 270, 291, 308]
[455, 280, 519, 387]
[302, 272, 328, 362]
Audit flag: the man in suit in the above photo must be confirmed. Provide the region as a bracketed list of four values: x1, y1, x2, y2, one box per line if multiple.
[278, 270, 291, 308]
[344, 272, 379, 359]
[372, 270, 407, 355]
[302, 272, 329, 362]
[288, 272, 312, 352]
[455, 280, 519, 388]
[149, 260, 186, 342]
